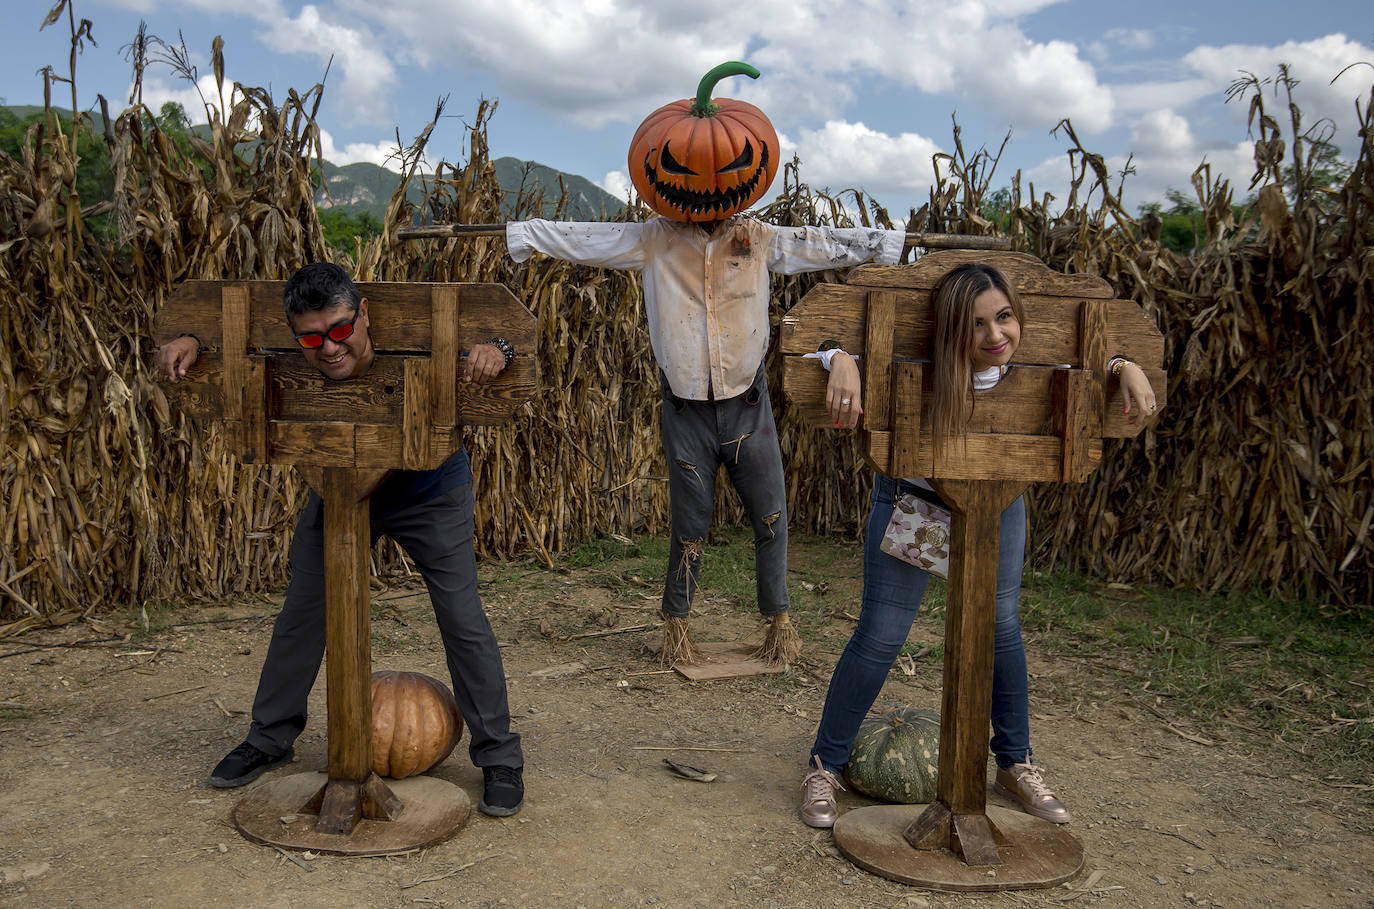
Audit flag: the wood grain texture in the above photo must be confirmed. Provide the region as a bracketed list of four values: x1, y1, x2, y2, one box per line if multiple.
[403, 358, 432, 470]
[430, 285, 459, 429]
[156, 281, 536, 355]
[863, 291, 897, 474]
[220, 285, 250, 421]
[890, 361, 923, 480]
[846, 249, 1114, 297]
[928, 480, 1027, 816]
[322, 468, 375, 791]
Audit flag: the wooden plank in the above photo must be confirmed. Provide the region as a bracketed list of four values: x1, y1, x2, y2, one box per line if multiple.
[271, 356, 406, 423]
[785, 355, 1164, 440]
[157, 281, 536, 355]
[221, 285, 251, 421]
[1077, 300, 1108, 481]
[890, 361, 922, 480]
[846, 249, 1115, 298]
[430, 285, 459, 430]
[664, 641, 786, 681]
[403, 358, 432, 470]
[1052, 369, 1096, 483]
[865, 432, 1089, 483]
[782, 287, 1082, 364]
[455, 356, 538, 427]
[271, 422, 356, 467]
[354, 424, 408, 468]
[240, 355, 271, 465]
[863, 291, 897, 474]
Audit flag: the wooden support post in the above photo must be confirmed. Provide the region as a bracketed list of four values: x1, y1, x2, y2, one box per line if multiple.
[864, 290, 898, 474]
[899, 479, 1027, 866]
[309, 467, 400, 836]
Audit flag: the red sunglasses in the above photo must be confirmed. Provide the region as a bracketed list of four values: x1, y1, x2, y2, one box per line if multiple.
[294, 309, 360, 349]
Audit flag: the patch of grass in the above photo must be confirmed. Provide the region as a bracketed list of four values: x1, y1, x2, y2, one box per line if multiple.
[0, 703, 31, 722]
[1023, 571, 1373, 779]
[125, 601, 179, 641]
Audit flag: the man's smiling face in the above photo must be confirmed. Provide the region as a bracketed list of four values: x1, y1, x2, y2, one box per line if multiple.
[291, 298, 374, 381]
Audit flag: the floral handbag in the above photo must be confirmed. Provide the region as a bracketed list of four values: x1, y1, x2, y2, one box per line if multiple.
[879, 492, 952, 579]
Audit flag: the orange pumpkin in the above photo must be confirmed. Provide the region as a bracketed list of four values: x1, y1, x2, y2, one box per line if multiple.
[370, 670, 464, 779]
[628, 61, 780, 223]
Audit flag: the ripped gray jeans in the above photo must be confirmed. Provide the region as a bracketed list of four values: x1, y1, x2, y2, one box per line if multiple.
[659, 364, 789, 619]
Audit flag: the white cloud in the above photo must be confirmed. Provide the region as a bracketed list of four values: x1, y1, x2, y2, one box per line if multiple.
[1183, 35, 1374, 147]
[598, 170, 632, 204]
[317, 128, 403, 169]
[258, 5, 399, 126]
[790, 120, 944, 199]
[1104, 28, 1156, 52]
[139, 73, 234, 124]
[1112, 79, 1216, 115]
[316, 0, 1117, 139]
[1130, 109, 1193, 156]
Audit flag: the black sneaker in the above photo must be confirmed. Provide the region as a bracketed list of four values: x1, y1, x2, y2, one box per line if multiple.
[209, 741, 294, 788]
[478, 765, 524, 817]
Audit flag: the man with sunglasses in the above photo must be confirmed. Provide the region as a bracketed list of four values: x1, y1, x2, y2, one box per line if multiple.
[156, 262, 525, 817]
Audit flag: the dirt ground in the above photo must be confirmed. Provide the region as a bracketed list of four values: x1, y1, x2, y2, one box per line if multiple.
[2, 536, 1371, 909]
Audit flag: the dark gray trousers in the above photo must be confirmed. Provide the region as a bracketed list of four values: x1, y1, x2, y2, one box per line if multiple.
[245, 482, 522, 770]
[660, 365, 790, 618]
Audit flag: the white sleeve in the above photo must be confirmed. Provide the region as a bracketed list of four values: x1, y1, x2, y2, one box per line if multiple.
[764, 225, 906, 274]
[506, 220, 649, 269]
[803, 349, 845, 371]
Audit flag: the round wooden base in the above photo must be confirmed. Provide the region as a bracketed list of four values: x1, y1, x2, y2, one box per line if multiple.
[833, 805, 1083, 892]
[233, 771, 471, 855]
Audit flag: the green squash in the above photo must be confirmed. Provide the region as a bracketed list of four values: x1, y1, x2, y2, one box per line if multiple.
[843, 706, 941, 803]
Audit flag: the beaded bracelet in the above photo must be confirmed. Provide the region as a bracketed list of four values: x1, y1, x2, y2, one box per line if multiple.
[487, 337, 515, 367]
[1107, 356, 1133, 376]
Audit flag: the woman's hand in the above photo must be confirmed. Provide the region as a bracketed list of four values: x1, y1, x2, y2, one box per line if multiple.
[1119, 361, 1156, 424]
[826, 352, 863, 429]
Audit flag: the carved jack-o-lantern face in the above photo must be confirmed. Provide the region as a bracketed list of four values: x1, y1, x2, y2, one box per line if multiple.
[629, 62, 780, 223]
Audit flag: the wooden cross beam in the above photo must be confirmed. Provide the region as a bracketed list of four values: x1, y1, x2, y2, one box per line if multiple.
[155, 280, 535, 849]
[781, 249, 1166, 890]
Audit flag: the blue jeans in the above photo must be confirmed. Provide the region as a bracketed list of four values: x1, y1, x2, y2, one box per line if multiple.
[809, 475, 1030, 774]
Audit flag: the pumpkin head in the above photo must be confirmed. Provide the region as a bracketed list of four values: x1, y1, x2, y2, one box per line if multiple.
[370, 670, 465, 779]
[628, 62, 780, 223]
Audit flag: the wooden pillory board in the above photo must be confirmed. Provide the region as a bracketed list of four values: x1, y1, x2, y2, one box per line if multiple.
[782, 249, 1166, 891]
[156, 281, 536, 854]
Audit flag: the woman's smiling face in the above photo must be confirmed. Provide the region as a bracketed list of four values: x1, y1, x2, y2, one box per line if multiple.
[970, 287, 1021, 371]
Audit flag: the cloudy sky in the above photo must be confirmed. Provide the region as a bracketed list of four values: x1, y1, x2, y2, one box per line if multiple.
[2, 0, 1369, 218]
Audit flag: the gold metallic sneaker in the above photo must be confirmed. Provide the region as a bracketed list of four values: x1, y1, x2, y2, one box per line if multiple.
[995, 762, 1072, 824]
[801, 755, 845, 829]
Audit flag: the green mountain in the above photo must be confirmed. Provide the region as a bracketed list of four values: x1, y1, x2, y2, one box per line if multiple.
[317, 156, 625, 223]
[2, 104, 624, 223]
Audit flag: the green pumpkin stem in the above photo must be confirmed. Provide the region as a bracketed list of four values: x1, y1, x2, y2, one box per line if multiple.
[690, 61, 761, 118]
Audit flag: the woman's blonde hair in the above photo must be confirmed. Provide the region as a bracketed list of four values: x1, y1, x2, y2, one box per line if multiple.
[928, 263, 1024, 455]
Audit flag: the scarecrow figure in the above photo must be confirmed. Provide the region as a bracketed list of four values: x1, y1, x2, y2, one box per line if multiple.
[508, 62, 905, 666]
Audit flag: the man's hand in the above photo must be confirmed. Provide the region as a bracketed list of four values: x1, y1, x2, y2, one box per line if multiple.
[156, 336, 200, 382]
[826, 352, 863, 429]
[463, 343, 507, 385]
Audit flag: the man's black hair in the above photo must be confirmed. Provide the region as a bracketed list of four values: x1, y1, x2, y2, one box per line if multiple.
[282, 262, 362, 319]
